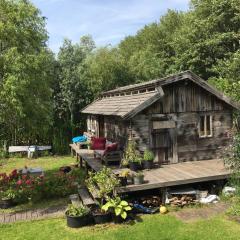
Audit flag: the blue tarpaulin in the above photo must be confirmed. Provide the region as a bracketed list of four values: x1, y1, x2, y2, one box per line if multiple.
[72, 135, 87, 143]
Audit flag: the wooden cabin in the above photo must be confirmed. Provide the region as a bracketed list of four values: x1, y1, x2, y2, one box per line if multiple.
[81, 71, 240, 165]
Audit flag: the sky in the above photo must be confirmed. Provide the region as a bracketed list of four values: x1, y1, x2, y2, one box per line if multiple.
[31, 0, 190, 53]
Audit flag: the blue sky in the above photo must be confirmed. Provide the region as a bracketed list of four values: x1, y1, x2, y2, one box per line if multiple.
[31, 0, 190, 53]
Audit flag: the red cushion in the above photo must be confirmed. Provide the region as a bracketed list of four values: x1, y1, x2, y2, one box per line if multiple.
[91, 137, 106, 150]
[107, 143, 118, 151]
[104, 143, 118, 155]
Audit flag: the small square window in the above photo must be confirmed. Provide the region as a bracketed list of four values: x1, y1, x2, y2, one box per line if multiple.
[199, 115, 212, 138]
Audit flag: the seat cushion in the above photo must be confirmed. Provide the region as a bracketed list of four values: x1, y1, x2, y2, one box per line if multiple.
[91, 137, 106, 150]
[105, 143, 118, 152]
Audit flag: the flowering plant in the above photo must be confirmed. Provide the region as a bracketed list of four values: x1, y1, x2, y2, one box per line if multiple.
[0, 166, 79, 205]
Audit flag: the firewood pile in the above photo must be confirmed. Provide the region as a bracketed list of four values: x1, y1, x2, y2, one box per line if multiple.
[137, 196, 162, 207]
[168, 195, 199, 207]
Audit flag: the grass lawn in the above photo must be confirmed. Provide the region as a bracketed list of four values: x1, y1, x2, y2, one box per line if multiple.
[0, 155, 77, 176]
[0, 214, 240, 240]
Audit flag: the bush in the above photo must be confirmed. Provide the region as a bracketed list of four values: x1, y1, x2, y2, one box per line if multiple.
[0, 168, 79, 204]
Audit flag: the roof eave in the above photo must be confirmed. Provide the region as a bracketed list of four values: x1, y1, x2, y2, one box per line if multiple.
[123, 87, 164, 120]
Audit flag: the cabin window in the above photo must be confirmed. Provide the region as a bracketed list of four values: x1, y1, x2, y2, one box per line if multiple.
[199, 115, 213, 138]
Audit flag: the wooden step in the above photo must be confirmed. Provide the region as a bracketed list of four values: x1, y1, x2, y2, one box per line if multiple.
[89, 186, 100, 200]
[78, 187, 96, 206]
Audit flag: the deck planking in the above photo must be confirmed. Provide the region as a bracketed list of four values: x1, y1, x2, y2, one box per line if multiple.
[117, 159, 231, 193]
[70, 145, 231, 194]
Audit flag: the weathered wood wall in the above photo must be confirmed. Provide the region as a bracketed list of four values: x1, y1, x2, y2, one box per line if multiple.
[148, 80, 229, 114]
[103, 116, 129, 148]
[135, 80, 233, 162]
[87, 79, 233, 163]
[175, 111, 232, 162]
[131, 114, 150, 152]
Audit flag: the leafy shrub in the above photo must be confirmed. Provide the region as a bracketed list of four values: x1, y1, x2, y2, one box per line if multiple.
[86, 167, 119, 206]
[102, 197, 132, 219]
[143, 150, 154, 161]
[0, 167, 80, 204]
[65, 204, 90, 217]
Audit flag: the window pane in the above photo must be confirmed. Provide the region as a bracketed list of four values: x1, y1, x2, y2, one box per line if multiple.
[206, 115, 211, 136]
[199, 116, 205, 136]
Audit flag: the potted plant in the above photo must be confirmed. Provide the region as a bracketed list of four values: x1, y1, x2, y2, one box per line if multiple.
[102, 197, 132, 223]
[129, 155, 142, 171]
[118, 170, 131, 186]
[65, 204, 92, 228]
[143, 150, 154, 169]
[133, 171, 144, 185]
[0, 188, 16, 209]
[86, 167, 119, 224]
[123, 140, 142, 171]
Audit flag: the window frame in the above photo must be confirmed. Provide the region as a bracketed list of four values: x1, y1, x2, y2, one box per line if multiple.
[198, 114, 213, 138]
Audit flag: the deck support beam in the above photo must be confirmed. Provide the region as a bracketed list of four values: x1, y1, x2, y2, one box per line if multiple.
[160, 188, 167, 205]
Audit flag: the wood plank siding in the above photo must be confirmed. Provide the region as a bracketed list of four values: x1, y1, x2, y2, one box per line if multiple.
[83, 71, 238, 164]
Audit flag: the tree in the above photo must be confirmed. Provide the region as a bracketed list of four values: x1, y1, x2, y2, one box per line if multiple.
[0, 0, 54, 145]
[55, 36, 95, 144]
[85, 47, 132, 95]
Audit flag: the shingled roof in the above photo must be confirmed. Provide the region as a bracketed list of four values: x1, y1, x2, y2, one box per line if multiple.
[82, 71, 240, 119]
[82, 87, 164, 119]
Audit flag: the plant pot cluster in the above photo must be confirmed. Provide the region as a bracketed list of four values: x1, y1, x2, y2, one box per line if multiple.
[66, 198, 132, 228]
[118, 169, 145, 185]
[123, 142, 155, 171]
[66, 167, 132, 228]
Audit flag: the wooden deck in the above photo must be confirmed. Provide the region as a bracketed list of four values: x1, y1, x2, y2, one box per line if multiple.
[117, 159, 231, 193]
[70, 145, 231, 193]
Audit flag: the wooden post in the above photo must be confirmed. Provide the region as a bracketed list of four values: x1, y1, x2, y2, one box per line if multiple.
[160, 188, 167, 205]
[79, 155, 83, 168]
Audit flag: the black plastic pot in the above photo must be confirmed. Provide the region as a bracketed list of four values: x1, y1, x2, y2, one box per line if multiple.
[119, 176, 128, 186]
[66, 214, 93, 228]
[142, 160, 154, 169]
[113, 215, 125, 224]
[93, 211, 112, 224]
[129, 162, 141, 171]
[0, 198, 14, 209]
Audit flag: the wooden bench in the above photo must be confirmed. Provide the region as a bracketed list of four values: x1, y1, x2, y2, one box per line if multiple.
[94, 150, 122, 166]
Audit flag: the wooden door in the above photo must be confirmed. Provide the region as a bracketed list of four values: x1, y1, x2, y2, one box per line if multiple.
[152, 129, 171, 165]
[151, 120, 178, 164]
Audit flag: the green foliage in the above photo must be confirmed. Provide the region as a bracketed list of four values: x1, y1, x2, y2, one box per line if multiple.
[0, 0, 55, 145]
[1, 0, 240, 155]
[101, 197, 132, 219]
[65, 204, 90, 217]
[86, 167, 119, 205]
[84, 47, 132, 95]
[143, 150, 154, 161]
[123, 140, 140, 164]
[0, 188, 16, 200]
[209, 50, 240, 102]
[224, 133, 240, 172]
[0, 167, 81, 204]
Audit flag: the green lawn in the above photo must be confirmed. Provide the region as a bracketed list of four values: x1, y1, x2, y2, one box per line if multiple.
[0, 214, 239, 240]
[0, 156, 77, 176]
